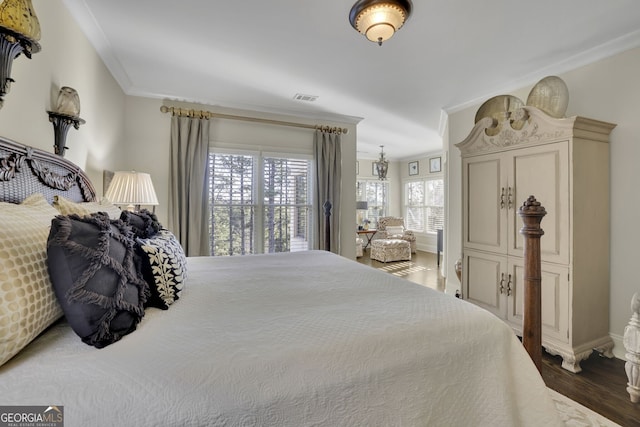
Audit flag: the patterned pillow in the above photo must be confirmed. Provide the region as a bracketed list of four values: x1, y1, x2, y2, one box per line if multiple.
[47, 213, 148, 348]
[137, 230, 187, 310]
[53, 195, 122, 219]
[0, 194, 63, 366]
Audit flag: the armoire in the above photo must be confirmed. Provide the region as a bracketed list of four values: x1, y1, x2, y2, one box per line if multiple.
[456, 106, 616, 373]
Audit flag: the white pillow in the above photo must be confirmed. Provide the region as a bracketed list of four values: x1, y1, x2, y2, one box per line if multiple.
[385, 225, 405, 236]
[0, 194, 63, 366]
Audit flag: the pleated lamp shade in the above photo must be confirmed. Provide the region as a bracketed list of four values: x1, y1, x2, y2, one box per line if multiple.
[104, 171, 159, 211]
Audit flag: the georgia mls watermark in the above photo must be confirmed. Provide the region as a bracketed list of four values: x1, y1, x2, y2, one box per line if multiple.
[0, 406, 63, 427]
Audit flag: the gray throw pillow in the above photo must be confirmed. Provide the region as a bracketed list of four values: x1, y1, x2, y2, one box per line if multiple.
[47, 213, 148, 348]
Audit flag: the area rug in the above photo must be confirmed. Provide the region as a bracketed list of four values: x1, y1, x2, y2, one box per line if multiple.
[548, 388, 621, 426]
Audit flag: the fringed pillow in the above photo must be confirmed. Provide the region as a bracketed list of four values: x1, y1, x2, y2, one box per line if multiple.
[120, 209, 161, 239]
[136, 230, 187, 310]
[47, 213, 148, 348]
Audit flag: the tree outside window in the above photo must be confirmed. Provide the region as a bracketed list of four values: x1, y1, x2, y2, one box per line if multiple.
[209, 153, 312, 256]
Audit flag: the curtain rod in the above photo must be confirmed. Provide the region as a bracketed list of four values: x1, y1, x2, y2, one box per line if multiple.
[160, 106, 348, 135]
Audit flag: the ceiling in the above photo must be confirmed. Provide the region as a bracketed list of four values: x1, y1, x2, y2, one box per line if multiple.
[63, 0, 640, 160]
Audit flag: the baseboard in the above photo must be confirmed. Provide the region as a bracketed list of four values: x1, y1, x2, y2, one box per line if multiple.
[610, 332, 625, 360]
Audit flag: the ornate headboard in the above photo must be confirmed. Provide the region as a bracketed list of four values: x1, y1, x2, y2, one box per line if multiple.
[0, 136, 96, 204]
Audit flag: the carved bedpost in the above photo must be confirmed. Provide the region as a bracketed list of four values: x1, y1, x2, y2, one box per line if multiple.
[518, 196, 546, 372]
[624, 293, 640, 403]
[323, 201, 332, 252]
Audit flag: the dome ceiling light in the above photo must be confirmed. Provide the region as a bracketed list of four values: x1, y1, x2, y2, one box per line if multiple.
[349, 0, 413, 46]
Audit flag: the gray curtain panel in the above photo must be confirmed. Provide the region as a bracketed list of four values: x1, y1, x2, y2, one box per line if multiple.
[314, 130, 341, 253]
[168, 116, 210, 256]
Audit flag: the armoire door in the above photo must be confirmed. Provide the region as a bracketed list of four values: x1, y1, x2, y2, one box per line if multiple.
[507, 141, 570, 264]
[508, 258, 569, 344]
[462, 152, 508, 254]
[463, 249, 507, 319]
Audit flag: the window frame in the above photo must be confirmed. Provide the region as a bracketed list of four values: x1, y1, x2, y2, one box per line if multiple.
[404, 176, 444, 235]
[208, 149, 314, 256]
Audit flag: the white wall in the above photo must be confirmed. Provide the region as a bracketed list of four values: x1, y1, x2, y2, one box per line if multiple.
[122, 97, 359, 258]
[0, 0, 126, 191]
[445, 46, 640, 359]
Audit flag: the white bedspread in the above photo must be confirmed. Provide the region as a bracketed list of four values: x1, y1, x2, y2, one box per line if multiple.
[0, 251, 561, 426]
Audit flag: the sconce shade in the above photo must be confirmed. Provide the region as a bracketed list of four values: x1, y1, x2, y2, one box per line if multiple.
[0, 0, 41, 42]
[104, 171, 159, 210]
[356, 201, 369, 210]
[349, 0, 412, 46]
[0, 0, 41, 109]
[54, 86, 81, 117]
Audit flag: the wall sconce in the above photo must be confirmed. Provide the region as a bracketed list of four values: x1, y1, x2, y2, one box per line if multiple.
[0, 0, 42, 108]
[104, 171, 159, 212]
[47, 87, 85, 156]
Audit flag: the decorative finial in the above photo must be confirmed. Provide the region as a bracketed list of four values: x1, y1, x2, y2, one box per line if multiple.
[519, 195, 547, 215]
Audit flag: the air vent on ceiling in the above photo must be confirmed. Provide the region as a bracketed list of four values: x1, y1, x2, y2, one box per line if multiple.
[293, 93, 318, 102]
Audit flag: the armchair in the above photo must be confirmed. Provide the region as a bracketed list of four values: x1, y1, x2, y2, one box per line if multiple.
[376, 217, 417, 253]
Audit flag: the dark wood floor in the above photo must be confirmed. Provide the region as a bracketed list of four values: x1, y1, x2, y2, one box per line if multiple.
[357, 249, 639, 426]
[542, 351, 638, 426]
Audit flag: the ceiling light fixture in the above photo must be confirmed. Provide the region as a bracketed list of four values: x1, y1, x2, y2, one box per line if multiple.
[349, 0, 413, 46]
[375, 145, 388, 180]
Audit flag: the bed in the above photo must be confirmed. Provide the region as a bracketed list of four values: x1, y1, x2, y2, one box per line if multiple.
[0, 137, 562, 426]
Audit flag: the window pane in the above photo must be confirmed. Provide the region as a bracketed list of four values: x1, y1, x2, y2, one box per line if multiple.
[263, 157, 312, 253]
[404, 181, 424, 232]
[357, 180, 387, 226]
[208, 154, 255, 256]
[426, 179, 444, 234]
[263, 205, 311, 253]
[426, 179, 444, 206]
[426, 206, 445, 233]
[406, 206, 424, 231]
[263, 158, 308, 204]
[211, 206, 255, 256]
[210, 154, 254, 204]
[404, 178, 444, 234]
[407, 181, 424, 205]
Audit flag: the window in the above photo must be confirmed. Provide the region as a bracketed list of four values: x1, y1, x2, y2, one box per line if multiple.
[404, 178, 444, 233]
[357, 179, 388, 226]
[208, 152, 312, 256]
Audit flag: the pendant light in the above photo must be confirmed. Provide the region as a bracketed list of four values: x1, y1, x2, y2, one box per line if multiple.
[375, 145, 388, 180]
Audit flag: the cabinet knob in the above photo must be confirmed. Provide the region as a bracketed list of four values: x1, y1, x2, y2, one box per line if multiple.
[499, 273, 506, 294]
[500, 187, 506, 209]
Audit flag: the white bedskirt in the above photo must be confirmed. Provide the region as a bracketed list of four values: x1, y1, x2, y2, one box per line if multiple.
[0, 251, 561, 426]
